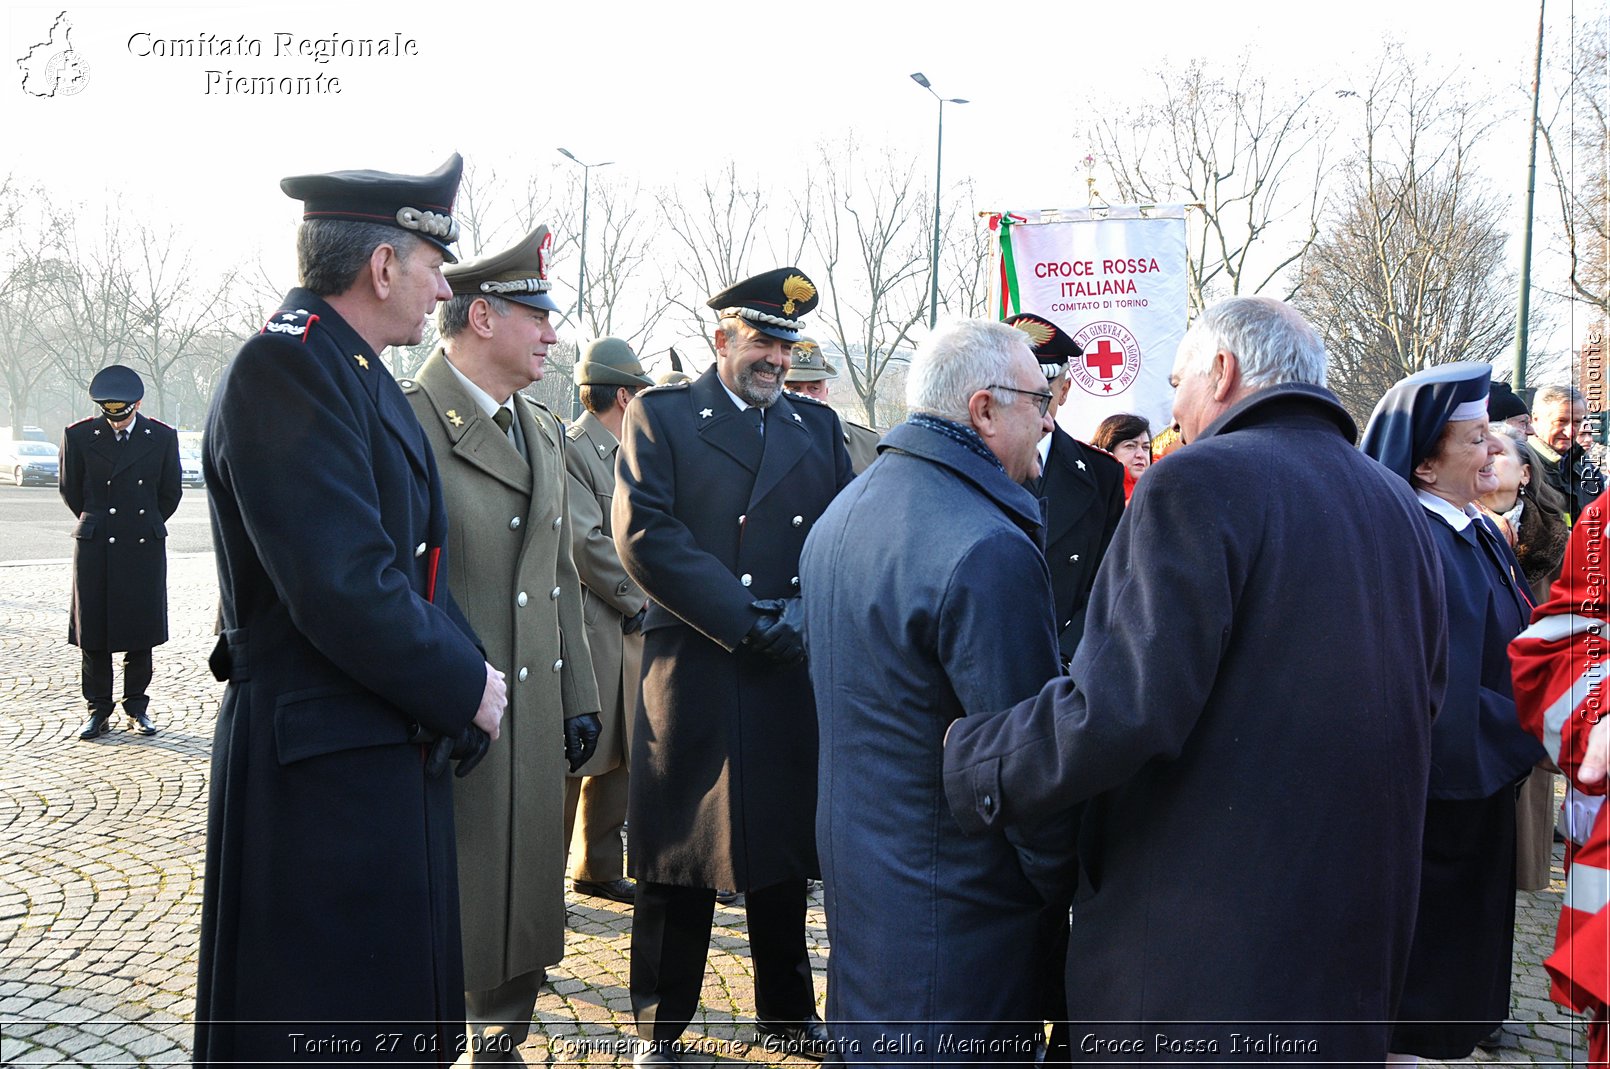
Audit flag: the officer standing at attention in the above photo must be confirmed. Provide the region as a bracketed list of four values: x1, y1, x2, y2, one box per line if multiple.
[783, 337, 881, 475]
[402, 224, 602, 1063]
[613, 269, 853, 1066]
[562, 337, 656, 907]
[194, 154, 507, 1065]
[62, 364, 182, 740]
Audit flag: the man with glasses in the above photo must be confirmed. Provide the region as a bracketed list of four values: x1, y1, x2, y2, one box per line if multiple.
[799, 317, 1064, 1063]
[563, 337, 655, 909]
[942, 296, 1447, 1064]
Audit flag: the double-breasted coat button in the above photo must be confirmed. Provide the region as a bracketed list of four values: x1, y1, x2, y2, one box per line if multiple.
[551, 516, 563, 530]
[549, 586, 561, 600]
[139, 538, 145, 544]
[137, 479, 143, 485]
[792, 515, 803, 527]
[517, 667, 529, 681]
[738, 514, 746, 525]
[108, 537, 116, 544]
[551, 658, 563, 672]
[740, 574, 752, 587]
[415, 542, 427, 558]
[791, 576, 800, 588]
[517, 591, 529, 607]
[109, 508, 117, 515]
[510, 516, 521, 529]
[138, 509, 145, 515]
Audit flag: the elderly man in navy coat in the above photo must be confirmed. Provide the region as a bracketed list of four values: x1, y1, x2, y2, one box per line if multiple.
[195, 155, 507, 1066]
[943, 296, 1449, 1063]
[801, 318, 1062, 1065]
[614, 268, 853, 1066]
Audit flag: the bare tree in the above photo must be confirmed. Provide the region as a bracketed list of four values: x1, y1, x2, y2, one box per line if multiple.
[1091, 59, 1331, 314]
[122, 223, 237, 424]
[655, 164, 778, 358]
[810, 141, 929, 428]
[40, 205, 141, 398]
[572, 176, 668, 348]
[1296, 60, 1516, 424]
[1539, 18, 1608, 321]
[936, 179, 993, 322]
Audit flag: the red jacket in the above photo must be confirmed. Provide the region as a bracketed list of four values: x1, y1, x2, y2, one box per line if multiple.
[1511, 494, 1610, 1062]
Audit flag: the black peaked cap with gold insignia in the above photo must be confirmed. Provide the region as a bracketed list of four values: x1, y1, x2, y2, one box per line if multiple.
[787, 336, 837, 382]
[577, 337, 655, 388]
[89, 365, 144, 419]
[1005, 312, 1083, 380]
[444, 226, 559, 312]
[281, 153, 464, 262]
[707, 268, 818, 342]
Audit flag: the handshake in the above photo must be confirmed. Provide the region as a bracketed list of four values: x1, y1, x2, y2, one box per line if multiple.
[743, 597, 806, 666]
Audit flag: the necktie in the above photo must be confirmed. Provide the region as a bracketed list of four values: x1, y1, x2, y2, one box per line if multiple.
[747, 407, 764, 437]
[116, 430, 128, 444]
[492, 408, 513, 434]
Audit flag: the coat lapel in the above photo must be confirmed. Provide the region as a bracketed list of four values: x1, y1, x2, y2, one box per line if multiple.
[416, 349, 532, 495]
[691, 368, 762, 474]
[1041, 429, 1098, 543]
[747, 393, 810, 511]
[111, 415, 159, 477]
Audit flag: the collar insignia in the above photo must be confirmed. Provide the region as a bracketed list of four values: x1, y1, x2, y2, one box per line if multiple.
[446, 409, 464, 427]
[1076, 459, 1086, 470]
[700, 408, 713, 419]
[353, 354, 369, 370]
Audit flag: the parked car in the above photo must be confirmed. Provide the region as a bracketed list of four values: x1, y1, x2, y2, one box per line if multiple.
[3, 440, 60, 486]
[180, 447, 204, 488]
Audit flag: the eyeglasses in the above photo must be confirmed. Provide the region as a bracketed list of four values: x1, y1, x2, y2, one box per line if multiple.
[988, 384, 1054, 417]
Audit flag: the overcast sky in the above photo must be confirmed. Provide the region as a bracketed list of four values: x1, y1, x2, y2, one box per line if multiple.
[6, 0, 1600, 359]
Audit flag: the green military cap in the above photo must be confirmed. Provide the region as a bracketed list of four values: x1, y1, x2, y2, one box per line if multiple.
[656, 370, 692, 386]
[786, 337, 838, 383]
[577, 337, 655, 388]
[443, 225, 559, 311]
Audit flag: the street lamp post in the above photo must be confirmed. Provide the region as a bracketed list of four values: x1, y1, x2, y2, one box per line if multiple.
[910, 73, 968, 329]
[557, 148, 614, 334]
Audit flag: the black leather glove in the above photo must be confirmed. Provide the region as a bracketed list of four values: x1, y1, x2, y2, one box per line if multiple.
[564, 712, 602, 773]
[425, 724, 491, 779]
[622, 605, 647, 635]
[745, 597, 806, 666]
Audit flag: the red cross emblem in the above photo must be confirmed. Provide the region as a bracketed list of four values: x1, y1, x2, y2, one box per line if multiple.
[1069, 322, 1142, 398]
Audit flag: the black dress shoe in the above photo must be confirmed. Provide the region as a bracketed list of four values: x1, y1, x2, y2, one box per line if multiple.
[572, 877, 636, 903]
[78, 711, 112, 740]
[755, 1016, 832, 1062]
[632, 1039, 682, 1066]
[128, 712, 158, 736]
[714, 888, 742, 906]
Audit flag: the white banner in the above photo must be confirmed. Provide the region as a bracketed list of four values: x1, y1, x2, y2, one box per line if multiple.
[988, 206, 1189, 442]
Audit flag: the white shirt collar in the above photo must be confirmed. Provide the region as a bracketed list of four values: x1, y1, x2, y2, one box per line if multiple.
[1416, 488, 1479, 531]
[719, 379, 755, 413]
[443, 353, 511, 422]
[1037, 430, 1053, 470]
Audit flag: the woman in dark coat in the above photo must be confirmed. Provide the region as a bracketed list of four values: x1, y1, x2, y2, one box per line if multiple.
[1480, 423, 1570, 892]
[1361, 363, 1546, 1060]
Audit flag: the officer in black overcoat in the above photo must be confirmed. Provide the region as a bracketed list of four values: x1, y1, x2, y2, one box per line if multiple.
[193, 154, 508, 1067]
[613, 269, 853, 1066]
[1006, 313, 1125, 663]
[61, 364, 182, 740]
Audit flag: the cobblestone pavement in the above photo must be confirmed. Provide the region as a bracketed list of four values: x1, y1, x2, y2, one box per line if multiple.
[0, 555, 1593, 1065]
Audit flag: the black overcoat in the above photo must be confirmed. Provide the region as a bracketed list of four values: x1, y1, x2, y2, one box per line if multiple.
[1038, 426, 1124, 659]
[943, 385, 1449, 1064]
[194, 290, 488, 1067]
[60, 412, 182, 651]
[801, 419, 1062, 1062]
[612, 366, 853, 889]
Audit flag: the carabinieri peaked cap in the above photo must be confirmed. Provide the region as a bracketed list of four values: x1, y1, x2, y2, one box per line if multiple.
[443, 226, 559, 312]
[706, 268, 819, 343]
[576, 337, 655, 388]
[1005, 312, 1083, 380]
[88, 365, 144, 420]
[786, 337, 837, 382]
[1359, 361, 1492, 482]
[280, 153, 465, 262]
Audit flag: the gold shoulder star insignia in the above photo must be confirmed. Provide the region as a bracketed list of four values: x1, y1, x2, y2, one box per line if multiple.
[1076, 459, 1086, 470]
[700, 408, 713, 419]
[446, 410, 465, 427]
[353, 354, 369, 370]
